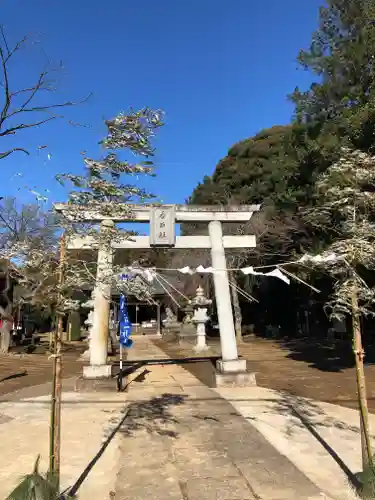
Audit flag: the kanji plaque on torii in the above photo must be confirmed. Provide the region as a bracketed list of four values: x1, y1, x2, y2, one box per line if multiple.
[150, 206, 175, 246]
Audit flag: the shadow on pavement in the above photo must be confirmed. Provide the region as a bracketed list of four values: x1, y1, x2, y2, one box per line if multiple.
[62, 407, 131, 499]
[119, 392, 186, 438]
[0, 371, 27, 383]
[113, 355, 219, 389]
[291, 405, 361, 491]
[63, 390, 187, 498]
[259, 391, 363, 493]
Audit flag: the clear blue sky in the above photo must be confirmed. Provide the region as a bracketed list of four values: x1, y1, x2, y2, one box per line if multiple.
[2, 0, 321, 207]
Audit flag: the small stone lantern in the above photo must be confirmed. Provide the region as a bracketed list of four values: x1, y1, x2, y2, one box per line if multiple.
[191, 286, 212, 352]
[80, 294, 95, 361]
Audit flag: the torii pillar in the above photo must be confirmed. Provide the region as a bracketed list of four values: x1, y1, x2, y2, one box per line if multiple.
[84, 219, 114, 378]
[209, 220, 245, 372]
[57, 203, 260, 386]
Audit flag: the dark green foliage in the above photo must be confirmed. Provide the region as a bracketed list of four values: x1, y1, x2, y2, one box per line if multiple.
[6, 456, 77, 499]
[291, 0, 375, 124]
[189, 125, 301, 208]
[186, 123, 317, 256]
[358, 461, 375, 498]
[6, 456, 63, 500]
[290, 0, 375, 152]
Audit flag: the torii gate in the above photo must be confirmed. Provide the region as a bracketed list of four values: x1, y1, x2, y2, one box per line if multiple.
[55, 203, 260, 386]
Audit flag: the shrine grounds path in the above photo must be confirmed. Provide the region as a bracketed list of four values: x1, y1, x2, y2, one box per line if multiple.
[1, 336, 375, 411]
[0, 336, 371, 499]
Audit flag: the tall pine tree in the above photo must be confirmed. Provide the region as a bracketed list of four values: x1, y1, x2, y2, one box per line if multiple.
[291, 0, 375, 128]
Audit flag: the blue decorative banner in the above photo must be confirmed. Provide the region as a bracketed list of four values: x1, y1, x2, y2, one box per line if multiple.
[119, 293, 133, 348]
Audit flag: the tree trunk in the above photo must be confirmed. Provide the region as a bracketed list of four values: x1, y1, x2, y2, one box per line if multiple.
[351, 287, 373, 470]
[229, 271, 243, 343]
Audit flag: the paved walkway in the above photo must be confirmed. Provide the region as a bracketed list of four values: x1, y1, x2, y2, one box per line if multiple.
[115, 342, 330, 500]
[0, 337, 364, 499]
[216, 387, 364, 500]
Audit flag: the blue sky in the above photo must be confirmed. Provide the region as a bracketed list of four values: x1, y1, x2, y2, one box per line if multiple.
[1, 0, 321, 207]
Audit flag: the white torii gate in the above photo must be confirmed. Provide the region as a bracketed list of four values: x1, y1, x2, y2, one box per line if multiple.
[55, 203, 260, 385]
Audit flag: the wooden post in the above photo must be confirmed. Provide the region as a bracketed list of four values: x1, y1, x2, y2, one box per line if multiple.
[50, 233, 66, 488]
[229, 271, 243, 344]
[351, 286, 373, 469]
[49, 332, 56, 473]
[157, 302, 161, 336]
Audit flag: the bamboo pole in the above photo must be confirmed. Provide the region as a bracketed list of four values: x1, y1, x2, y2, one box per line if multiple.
[54, 312, 63, 486]
[351, 286, 373, 470]
[157, 302, 161, 336]
[49, 332, 57, 473]
[49, 233, 66, 489]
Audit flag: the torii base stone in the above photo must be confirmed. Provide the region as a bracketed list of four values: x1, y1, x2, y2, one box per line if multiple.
[214, 359, 256, 387]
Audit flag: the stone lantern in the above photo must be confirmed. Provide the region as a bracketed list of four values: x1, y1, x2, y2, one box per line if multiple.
[191, 286, 212, 352]
[80, 293, 95, 361]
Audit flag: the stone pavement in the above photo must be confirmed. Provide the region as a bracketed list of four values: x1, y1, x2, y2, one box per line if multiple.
[0, 336, 360, 500]
[216, 387, 365, 500]
[114, 338, 328, 500]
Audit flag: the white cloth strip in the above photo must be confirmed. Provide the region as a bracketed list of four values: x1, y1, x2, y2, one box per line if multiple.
[241, 266, 290, 285]
[178, 266, 194, 275]
[196, 265, 213, 273]
[119, 261, 322, 293]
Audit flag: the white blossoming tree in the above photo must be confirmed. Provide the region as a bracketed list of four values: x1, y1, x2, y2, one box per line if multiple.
[303, 148, 375, 480]
[0, 107, 165, 325]
[55, 107, 165, 301]
[5, 106, 165, 498]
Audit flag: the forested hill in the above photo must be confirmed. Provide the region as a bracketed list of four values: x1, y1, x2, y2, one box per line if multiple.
[186, 122, 327, 216]
[187, 125, 293, 207]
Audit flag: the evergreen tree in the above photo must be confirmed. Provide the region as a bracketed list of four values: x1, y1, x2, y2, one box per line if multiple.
[290, 0, 375, 150]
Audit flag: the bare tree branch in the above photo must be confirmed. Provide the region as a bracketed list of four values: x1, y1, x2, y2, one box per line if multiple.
[0, 25, 91, 160]
[0, 147, 29, 160]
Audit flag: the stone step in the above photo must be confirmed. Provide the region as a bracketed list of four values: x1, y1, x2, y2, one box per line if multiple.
[133, 327, 160, 336]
